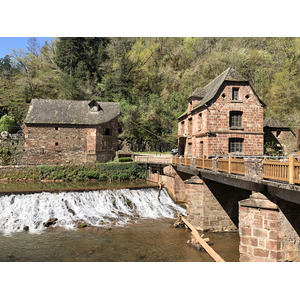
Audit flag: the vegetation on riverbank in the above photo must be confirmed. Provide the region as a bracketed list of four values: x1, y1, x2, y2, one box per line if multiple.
[0, 162, 148, 182]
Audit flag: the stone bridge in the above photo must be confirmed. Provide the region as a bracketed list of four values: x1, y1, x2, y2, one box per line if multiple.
[135, 154, 300, 262]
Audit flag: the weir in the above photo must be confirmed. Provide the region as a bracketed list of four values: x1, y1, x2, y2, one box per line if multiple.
[0, 188, 185, 235]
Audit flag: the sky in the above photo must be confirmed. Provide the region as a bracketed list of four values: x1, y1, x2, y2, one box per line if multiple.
[0, 37, 53, 58]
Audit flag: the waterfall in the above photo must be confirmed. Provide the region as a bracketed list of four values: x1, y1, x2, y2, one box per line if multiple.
[0, 188, 186, 235]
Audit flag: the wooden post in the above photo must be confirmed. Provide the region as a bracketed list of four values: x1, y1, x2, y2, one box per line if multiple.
[289, 155, 295, 184]
[228, 155, 232, 174]
[180, 216, 225, 262]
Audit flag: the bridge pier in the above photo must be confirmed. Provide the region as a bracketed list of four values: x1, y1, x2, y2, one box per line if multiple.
[146, 162, 300, 261]
[239, 192, 300, 262]
[185, 178, 250, 231]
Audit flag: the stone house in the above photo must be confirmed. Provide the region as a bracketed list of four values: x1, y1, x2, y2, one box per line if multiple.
[177, 67, 265, 157]
[23, 99, 120, 164]
[264, 117, 296, 155]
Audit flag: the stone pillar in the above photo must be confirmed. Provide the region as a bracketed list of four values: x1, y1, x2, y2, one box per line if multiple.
[239, 192, 300, 262]
[162, 165, 186, 201]
[244, 158, 264, 182]
[186, 177, 239, 231]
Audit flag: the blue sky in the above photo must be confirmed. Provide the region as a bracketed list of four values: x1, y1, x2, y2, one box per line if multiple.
[0, 37, 53, 58]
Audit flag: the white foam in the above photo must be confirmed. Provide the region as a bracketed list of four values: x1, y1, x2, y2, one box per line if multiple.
[0, 188, 186, 235]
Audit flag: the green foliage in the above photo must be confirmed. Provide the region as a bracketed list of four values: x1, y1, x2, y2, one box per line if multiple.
[118, 157, 133, 162]
[1, 162, 148, 182]
[2, 37, 300, 152]
[0, 115, 15, 133]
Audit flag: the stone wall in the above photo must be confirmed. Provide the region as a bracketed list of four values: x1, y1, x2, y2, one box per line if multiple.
[23, 117, 118, 165]
[186, 178, 250, 231]
[178, 82, 264, 156]
[239, 192, 300, 262]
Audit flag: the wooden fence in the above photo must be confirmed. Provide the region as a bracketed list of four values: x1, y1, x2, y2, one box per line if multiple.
[263, 156, 300, 184]
[170, 155, 300, 185]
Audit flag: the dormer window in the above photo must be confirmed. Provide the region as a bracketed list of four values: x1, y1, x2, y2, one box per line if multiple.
[232, 88, 239, 101]
[88, 100, 101, 112]
[104, 128, 112, 136]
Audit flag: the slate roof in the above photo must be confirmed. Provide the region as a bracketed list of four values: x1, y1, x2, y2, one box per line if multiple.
[184, 67, 265, 116]
[25, 99, 120, 125]
[264, 118, 289, 129]
[188, 67, 247, 107]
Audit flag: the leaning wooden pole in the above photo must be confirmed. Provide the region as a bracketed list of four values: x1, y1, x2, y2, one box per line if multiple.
[178, 214, 225, 262]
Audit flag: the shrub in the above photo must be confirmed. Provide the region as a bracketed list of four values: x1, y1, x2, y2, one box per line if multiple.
[0, 115, 15, 133]
[119, 157, 133, 162]
[84, 171, 99, 179]
[118, 172, 130, 180]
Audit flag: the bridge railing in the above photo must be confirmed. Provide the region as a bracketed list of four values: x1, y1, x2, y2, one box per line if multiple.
[263, 156, 300, 185]
[172, 154, 300, 185]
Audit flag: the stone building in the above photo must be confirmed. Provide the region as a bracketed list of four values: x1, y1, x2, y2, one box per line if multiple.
[263, 117, 297, 155]
[23, 99, 120, 164]
[177, 67, 265, 157]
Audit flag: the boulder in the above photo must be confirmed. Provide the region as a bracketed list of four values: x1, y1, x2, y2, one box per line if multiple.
[43, 218, 58, 227]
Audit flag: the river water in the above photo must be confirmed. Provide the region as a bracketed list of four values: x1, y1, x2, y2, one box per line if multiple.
[0, 186, 239, 262]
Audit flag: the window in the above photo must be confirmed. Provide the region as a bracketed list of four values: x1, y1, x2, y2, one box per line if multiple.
[55, 127, 58, 131]
[55, 142, 59, 146]
[200, 141, 203, 157]
[198, 113, 202, 131]
[229, 138, 243, 153]
[188, 118, 193, 135]
[104, 128, 112, 136]
[232, 87, 239, 100]
[188, 143, 192, 155]
[230, 111, 242, 128]
[181, 121, 185, 134]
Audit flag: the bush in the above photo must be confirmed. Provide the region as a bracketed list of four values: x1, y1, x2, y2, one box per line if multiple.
[119, 157, 133, 162]
[118, 172, 130, 180]
[0, 162, 148, 182]
[0, 115, 15, 133]
[84, 171, 99, 179]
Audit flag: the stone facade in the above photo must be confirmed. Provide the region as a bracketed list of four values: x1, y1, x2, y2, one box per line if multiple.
[178, 69, 264, 157]
[239, 192, 300, 262]
[23, 118, 118, 165]
[23, 99, 120, 165]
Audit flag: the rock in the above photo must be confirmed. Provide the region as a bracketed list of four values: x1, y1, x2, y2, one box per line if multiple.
[68, 208, 75, 216]
[78, 223, 87, 228]
[23, 226, 29, 231]
[43, 218, 58, 227]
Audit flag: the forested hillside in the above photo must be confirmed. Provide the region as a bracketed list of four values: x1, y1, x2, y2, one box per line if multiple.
[0, 37, 299, 151]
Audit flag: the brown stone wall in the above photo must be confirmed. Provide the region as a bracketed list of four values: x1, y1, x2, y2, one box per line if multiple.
[23, 117, 118, 165]
[239, 192, 300, 262]
[179, 82, 264, 156]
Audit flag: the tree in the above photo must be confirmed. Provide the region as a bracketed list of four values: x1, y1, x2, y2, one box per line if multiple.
[0, 115, 15, 133]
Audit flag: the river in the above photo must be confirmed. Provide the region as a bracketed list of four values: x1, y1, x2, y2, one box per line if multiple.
[0, 185, 239, 262]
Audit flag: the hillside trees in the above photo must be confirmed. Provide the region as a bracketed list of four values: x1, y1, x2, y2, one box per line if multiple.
[1, 37, 300, 150]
